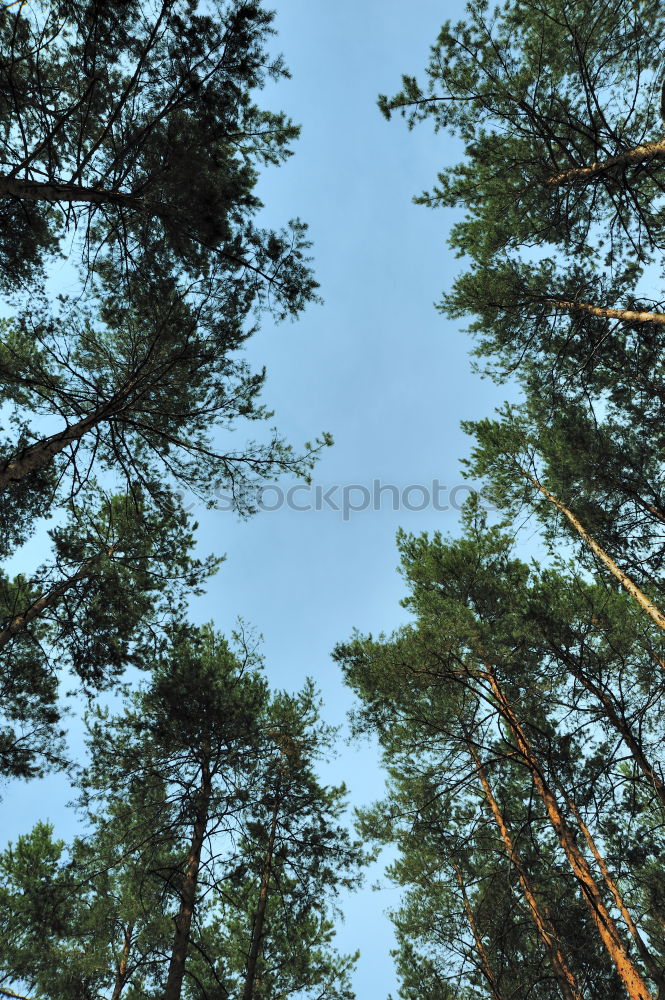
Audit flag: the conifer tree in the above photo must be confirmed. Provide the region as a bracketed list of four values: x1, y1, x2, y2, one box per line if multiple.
[54, 627, 367, 1000]
[0, 0, 316, 317]
[0, 483, 217, 779]
[336, 506, 665, 999]
[379, 0, 665, 266]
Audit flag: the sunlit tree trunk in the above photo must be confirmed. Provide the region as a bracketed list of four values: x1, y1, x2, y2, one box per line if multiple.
[110, 922, 134, 1000]
[467, 743, 583, 1000]
[549, 643, 665, 809]
[544, 298, 665, 326]
[452, 862, 505, 1000]
[520, 466, 665, 633]
[483, 663, 655, 1000]
[545, 140, 665, 187]
[563, 793, 665, 993]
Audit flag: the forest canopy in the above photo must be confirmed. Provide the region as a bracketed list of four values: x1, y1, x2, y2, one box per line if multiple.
[3, 1, 665, 999]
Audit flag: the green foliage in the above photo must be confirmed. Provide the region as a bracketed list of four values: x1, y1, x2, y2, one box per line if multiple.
[336, 512, 665, 999]
[367, 1, 665, 995]
[0, 0, 317, 317]
[380, 0, 665, 264]
[0, 264, 330, 536]
[0, 484, 219, 780]
[0, 0, 331, 796]
[0, 800, 180, 1000]
[463, 396, 665, 592]
[0, 629, 366, 1000]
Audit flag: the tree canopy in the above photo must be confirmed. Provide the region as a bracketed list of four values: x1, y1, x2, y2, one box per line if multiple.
[0, 0, 316, 317]
[7, 0, 665, 998]
[0, 627, 366, 1000]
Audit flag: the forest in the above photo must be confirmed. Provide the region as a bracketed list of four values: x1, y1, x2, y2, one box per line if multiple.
[1, 1, 665, 999]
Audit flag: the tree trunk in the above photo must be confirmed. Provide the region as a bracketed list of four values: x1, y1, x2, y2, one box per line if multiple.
[110, 922, 134, 1000]
[0, 408, 109, 491]
[544, 298, 665, 326]
[164, 760, 212, 1000]
[626, 494, 665, 527]
[521, 466, 665, 633]
[467, 744, 583, 1000]
[548, 642, 665, 809]
[242, 792, 280, 1000]
[0, 174, 149, 209]
[564, 794, 665, 993]
[452, 862, 505, 1000]
[0, 171, 186, 234]
[0, 546, 114, 649]
[483, 664, 655, 1000]
[0, 369, 146, 493]
[545, 139, 665, 187]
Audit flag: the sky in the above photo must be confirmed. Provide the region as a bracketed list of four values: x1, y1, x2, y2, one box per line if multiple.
[1, 3, 524, 997]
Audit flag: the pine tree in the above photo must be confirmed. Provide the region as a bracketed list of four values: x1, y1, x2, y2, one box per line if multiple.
[0, 265, 330, 544]
[335, 506, 665, 999]
[0, 483, 218, 779]
[62, 627, 367, 1000]
[379, 0, 665, 266]
[0, 0, 316, 318]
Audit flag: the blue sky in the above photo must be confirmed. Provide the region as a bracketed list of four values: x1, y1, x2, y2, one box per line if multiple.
[2, 2, 524, 997]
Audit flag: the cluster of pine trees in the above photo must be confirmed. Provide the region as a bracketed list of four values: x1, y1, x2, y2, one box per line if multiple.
[5, 1, 665, 999]
[0, 3, 359, 999]
[334, 2, 665, 999]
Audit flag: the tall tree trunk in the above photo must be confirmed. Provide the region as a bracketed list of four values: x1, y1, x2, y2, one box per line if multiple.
[164, 760, 212, 1000]
[0, 406, 111, 490]
[625, 493, 665, 528]
[0, 370, 146, 493]
[545, 140, 665, 187]
[0, 172, 269, 286]
[482, 663, 655, 1000]
[548, 642, 665, 809]
[0, 545, 115, 649]
[520, 466, 665, 633]
[467, 744, 583, 1000]
[452, 862, 505, 1000]
[0, 174, 147, 208]
[242, 792, 280, 1000]
[544, 298, 665, 326]
[110, 922, 134, 1000]
[563, 793, 665, 993]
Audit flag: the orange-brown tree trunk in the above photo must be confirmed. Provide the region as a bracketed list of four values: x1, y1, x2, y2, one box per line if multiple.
[563, 794, 664, 992]
[467, 744, 583, 1000]
[164, 761, 212, 1000]
[549, 642, 665, 809]
[627, 495, 665, 527]
[520, 466, 665, 633]
[544, 298, 665, 326]
[110, 922, 134, 1000]
[452, 862, 504, 1000]
[545, 140, 665, 187]
[483, 664, 654, 1000]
